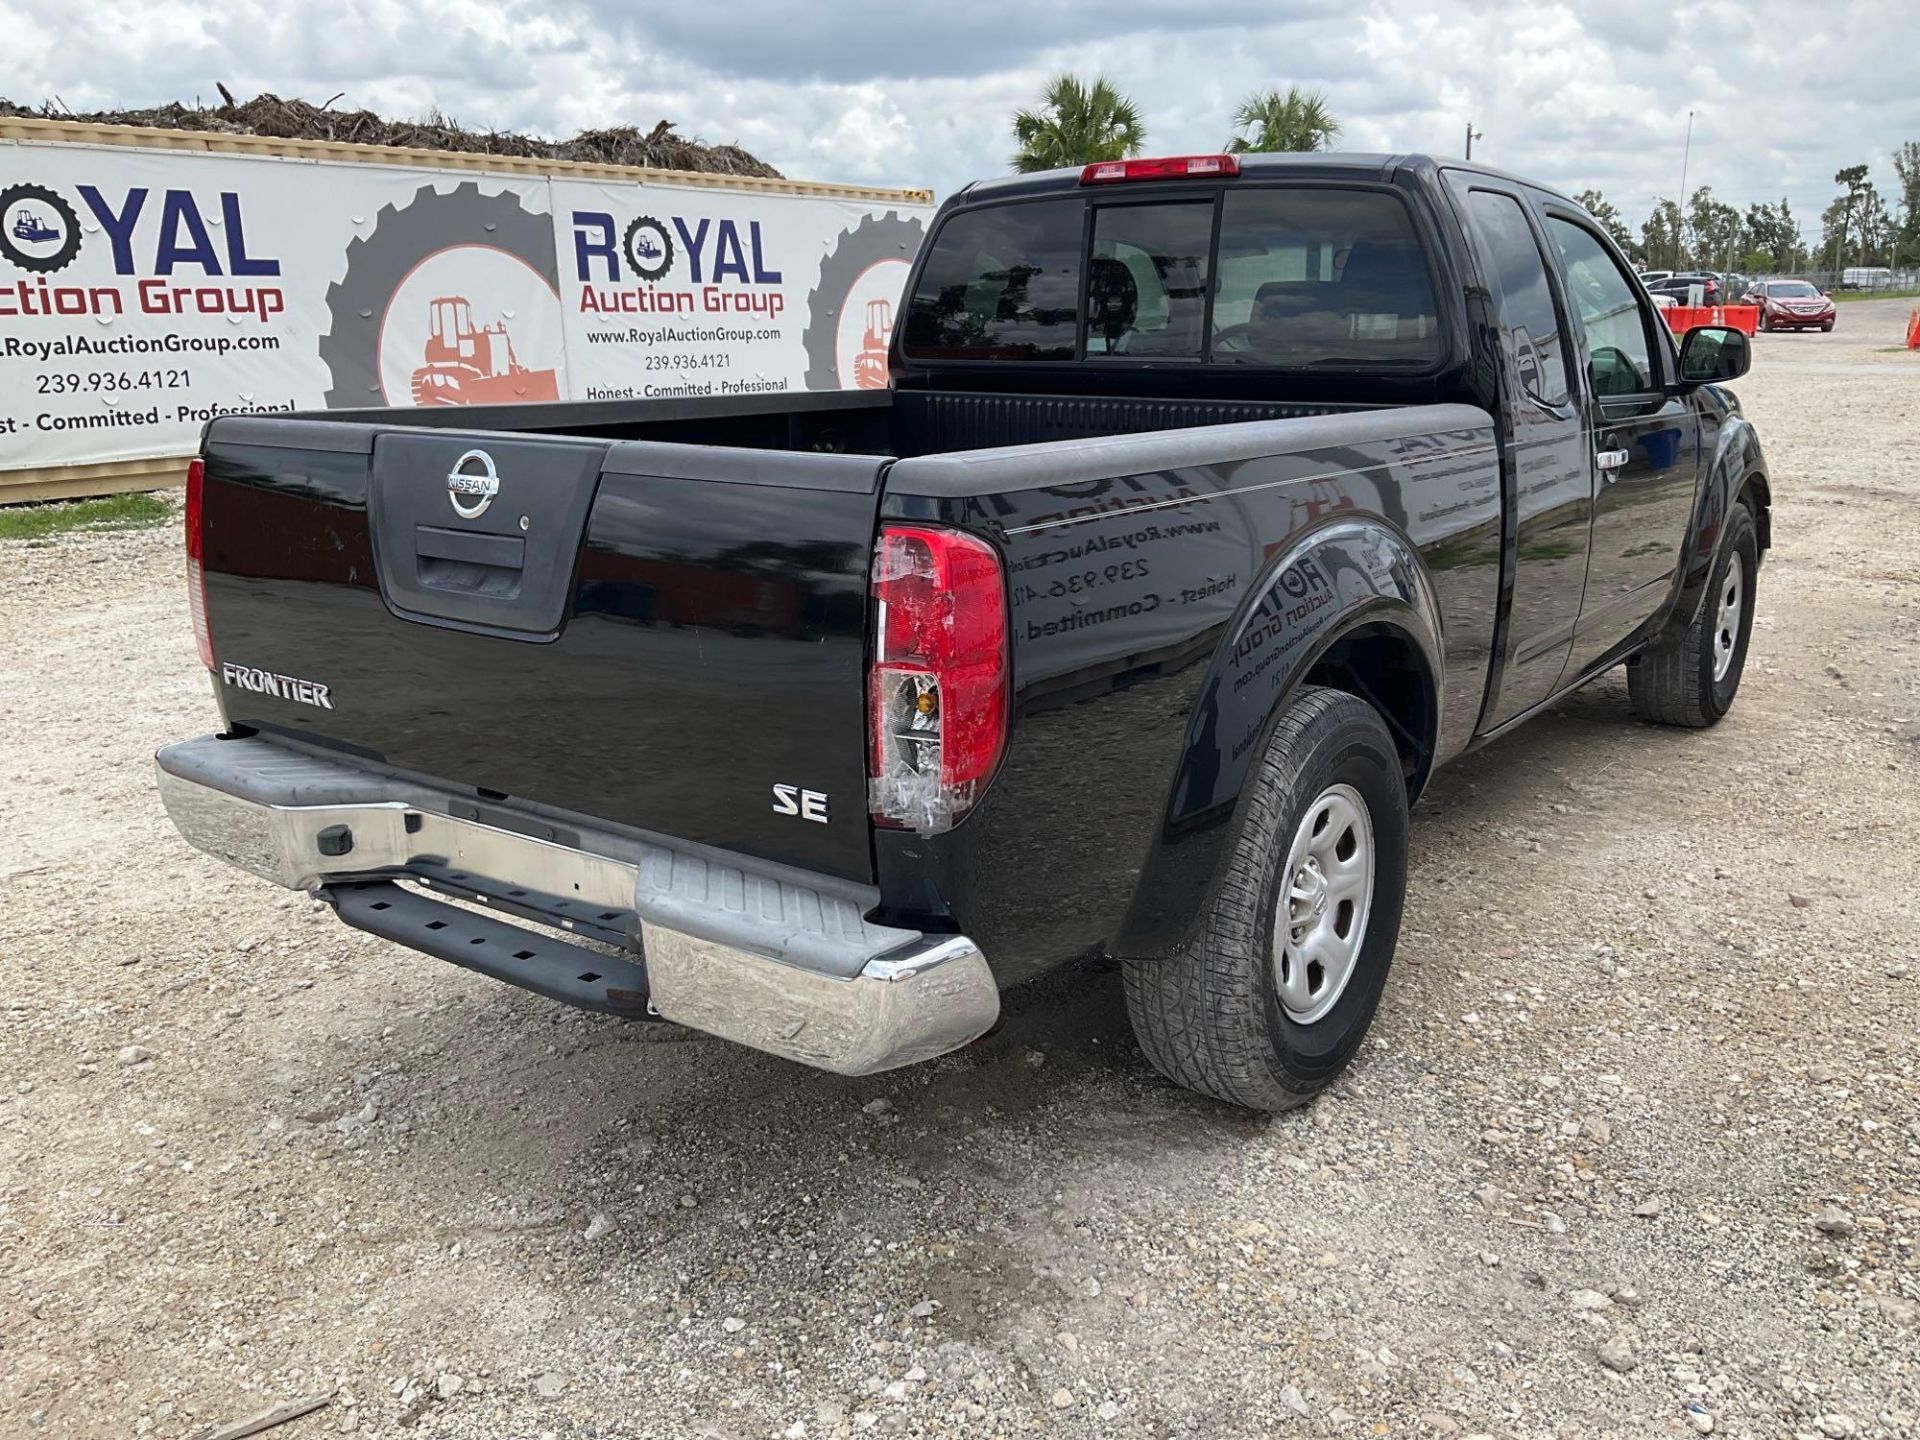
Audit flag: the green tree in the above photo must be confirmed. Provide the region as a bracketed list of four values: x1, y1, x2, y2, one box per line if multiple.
[1640, 197, 1686, 270]
[1225, 85, 1342, 153]
[1892, 141, 1920, 252]
[1854, 189, 1894, 265]
[1686, 186, 1743, 272]
[1574, 189, 1634, 253]
[1010, 74, 1147, 173]
[1739, 202, 1774, 272]
[1825, 164, 1876, 269]
[1742, 199, 1801, 272]
[1820, 195, 1850, 268]
[1778, 198, 1803, 269]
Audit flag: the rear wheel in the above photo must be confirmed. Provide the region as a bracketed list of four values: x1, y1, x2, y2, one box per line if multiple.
[1124, 687, 1408, 1112]
[1627, 501, 1758, 727]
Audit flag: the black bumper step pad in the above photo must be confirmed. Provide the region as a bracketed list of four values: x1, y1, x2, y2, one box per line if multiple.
[325, 881, 659, 1018]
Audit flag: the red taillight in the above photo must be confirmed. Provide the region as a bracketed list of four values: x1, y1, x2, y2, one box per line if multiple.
[868, 525, 1009, 835]
[184, 457, 213, 670]
[1080, 154, 1240, 185]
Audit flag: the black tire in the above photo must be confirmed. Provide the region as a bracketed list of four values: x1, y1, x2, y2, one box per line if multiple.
[1123, 686, 1408, 1112]
[1627, 501, 1758, 727]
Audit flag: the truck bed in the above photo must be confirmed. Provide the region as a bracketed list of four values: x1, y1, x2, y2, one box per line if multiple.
[303, 386, 1372, 457]
[200, 389, 1496, 918]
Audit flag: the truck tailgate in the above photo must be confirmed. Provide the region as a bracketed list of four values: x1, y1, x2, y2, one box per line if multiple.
[199, 417, 884, 882]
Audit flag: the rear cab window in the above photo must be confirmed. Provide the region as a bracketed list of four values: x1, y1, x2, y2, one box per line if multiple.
[1452, 185, 1568, 406]
[1087, 203, 1212, 358]
[1211, 189, 1441, 367]
[899, 198, 1083, 360]
[902, 182, 1444, 370]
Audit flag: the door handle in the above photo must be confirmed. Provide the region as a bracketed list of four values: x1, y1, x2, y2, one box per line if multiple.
[1595, 448, 1630, 478]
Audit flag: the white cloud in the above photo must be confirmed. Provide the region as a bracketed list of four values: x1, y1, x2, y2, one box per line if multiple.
[5, 0, 1915, 236]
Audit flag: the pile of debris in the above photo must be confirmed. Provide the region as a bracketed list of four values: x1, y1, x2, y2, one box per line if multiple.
[0, 91, 782, 178]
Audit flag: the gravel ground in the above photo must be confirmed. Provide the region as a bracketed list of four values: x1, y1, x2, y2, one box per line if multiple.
[3, 300, 1917, 1440]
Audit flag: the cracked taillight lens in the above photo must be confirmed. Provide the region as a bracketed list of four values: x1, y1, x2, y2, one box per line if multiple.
[868, 525, 1008, 835]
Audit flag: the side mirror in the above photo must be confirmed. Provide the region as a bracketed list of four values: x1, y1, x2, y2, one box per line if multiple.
[1677, 325, 1751, 385]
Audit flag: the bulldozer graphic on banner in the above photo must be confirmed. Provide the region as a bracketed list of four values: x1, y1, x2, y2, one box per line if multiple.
[410, 295, 561, 406]
[11, 208, 63, 243]
[853, 297, 894, 390]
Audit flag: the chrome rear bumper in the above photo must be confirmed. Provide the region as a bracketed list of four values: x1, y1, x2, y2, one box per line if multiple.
[155, 734, 997, 1075]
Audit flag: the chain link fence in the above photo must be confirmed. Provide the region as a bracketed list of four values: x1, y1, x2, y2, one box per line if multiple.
[1775, 266, 1920, 291]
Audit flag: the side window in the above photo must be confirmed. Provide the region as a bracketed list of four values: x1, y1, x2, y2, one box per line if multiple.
[1211, 188, 1441, 367]
[902, 198, 1084, 360]
[1460, 189, 1567, 406]
[1545, 217, 1656, 397]
[1087, 202, 1212, 358]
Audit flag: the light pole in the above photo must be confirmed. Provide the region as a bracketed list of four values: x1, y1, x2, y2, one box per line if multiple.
[1676, 109, 1694, 271]
[1465, 123, 1482, 160]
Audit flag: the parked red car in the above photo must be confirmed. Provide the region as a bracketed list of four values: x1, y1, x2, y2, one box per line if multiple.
[1752, 279, 1836, 332]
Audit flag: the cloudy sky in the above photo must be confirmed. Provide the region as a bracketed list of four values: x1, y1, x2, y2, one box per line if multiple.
[6, 0, 1916, 238]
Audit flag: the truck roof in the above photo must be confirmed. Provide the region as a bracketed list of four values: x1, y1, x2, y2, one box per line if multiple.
[953, 152, 1576, 209]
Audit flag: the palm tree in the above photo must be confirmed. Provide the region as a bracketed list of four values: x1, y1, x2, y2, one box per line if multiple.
[1226, 86, 1342, 154]
[1010, 74, 1147, 173]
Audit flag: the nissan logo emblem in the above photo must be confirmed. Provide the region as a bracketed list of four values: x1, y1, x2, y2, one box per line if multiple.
[446, 449, 500, 520]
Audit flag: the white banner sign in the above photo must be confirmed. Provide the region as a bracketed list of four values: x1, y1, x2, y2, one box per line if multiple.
[0, 140, 930, 471]
[554, 180, 924, 400]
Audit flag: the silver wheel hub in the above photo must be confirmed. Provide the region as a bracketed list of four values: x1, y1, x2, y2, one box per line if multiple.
[1274, 782, 1376, 1025]
[1713, 552, 1744, 683]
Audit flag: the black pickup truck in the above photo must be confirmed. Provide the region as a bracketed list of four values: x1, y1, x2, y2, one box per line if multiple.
[158, 152, 1769, 1112]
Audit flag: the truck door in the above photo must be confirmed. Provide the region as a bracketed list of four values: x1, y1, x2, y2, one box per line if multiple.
[1541, 211, 1703, 679]
[1446, 177, 1591, 727]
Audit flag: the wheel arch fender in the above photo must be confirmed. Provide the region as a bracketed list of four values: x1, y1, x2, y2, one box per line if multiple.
[1660, 408, 1769, 645]
[1111, 518, 1443, 959]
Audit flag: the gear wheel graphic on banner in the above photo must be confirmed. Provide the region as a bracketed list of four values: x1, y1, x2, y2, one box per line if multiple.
[0, 182, 83, 274]
[621, 216, 675, 282]
[320, 181, 562, 408]
[801, 211, 926, 391]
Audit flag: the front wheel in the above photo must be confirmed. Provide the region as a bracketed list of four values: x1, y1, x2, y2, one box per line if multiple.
[1124, 687, 1408, 1112]
[1627, 501, 1759, 727]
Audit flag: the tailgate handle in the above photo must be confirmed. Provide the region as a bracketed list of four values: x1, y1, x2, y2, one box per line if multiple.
[415, 526, 525, 570]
